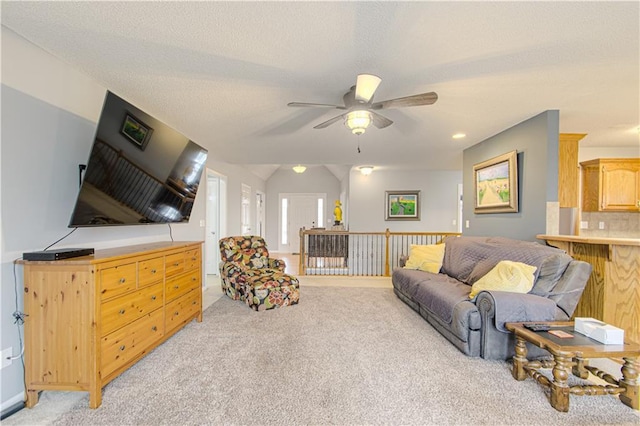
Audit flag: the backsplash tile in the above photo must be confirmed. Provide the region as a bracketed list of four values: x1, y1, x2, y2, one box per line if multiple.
[580, 212, 640, 238]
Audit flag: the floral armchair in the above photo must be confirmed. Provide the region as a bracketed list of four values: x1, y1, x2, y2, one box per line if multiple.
[219, 236, 300, 311]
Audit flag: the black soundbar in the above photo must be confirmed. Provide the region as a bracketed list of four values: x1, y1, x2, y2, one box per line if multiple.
[23, 248, 95, 261]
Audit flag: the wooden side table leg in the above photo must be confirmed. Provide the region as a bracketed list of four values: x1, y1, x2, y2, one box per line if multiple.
[550, 354, 571, 412]
[572, 357, 589, 379]
[512, 336, 528, 381]
[619, 357, 639, 410]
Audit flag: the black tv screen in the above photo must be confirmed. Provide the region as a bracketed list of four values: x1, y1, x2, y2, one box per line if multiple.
[69, 91, 208, 227]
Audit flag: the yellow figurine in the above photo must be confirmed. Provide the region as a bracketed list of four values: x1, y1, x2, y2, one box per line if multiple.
[334, 200, 342, 225]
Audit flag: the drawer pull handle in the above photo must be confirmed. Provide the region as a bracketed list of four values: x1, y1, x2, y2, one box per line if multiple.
[174, 285, 179, 289]
[174, 262, 180, 267]
[151, 269, 157, 274]
[151, 295, 157, 300]
[151, 326, 157, 331]
[119, 309, 126, 315]
[191, 257, 196, 261]
[119, 278, 126, 284]
[192, 277, 197, 281]
[175, 311, 179, 316]
[192, 301, 197, 305]
[120, 345, 126, 351]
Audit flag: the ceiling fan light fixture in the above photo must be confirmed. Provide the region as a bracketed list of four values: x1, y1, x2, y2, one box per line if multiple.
[359, 166, 374, 176]
[345, 110, 371, 135]
[355, 74, 382, 102]
[292, 165, 306, 174]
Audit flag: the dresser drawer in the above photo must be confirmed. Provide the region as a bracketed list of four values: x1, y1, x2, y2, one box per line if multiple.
[138, 256, 164, 288]
[165, 252, 185, 277]
[184, 248, 201, 271]
[101, 282, 164, 336]
[165, 270, 200, 303]
[100, 263, 137, 300]
[101, 308, 164, 378]
[165, 289, 201, 335]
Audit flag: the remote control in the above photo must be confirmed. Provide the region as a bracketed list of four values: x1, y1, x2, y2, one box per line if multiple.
[524, 323, 551, 332]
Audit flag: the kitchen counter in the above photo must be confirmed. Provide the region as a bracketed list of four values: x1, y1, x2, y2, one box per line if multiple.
[537, 234, 639, 344]
[537, 234, 640, 247]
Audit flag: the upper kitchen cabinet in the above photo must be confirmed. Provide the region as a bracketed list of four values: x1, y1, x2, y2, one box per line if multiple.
[581, 158, 640, 212]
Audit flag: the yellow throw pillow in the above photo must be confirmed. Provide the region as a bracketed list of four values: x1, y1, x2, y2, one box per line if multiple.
[404, 244, 445, 273]
[469, 260, 537, 299]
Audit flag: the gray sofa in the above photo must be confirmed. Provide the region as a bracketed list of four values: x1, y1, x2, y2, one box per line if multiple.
[392, 236, 592, 360]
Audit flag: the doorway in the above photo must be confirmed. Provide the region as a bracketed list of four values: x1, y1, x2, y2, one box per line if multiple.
[256, 190, 265, 238]
[241, 183, 251, 235]
[279, 193, 326, 253]
[205, 169, 227, 280]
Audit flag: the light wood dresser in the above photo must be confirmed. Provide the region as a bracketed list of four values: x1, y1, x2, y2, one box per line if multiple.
[19, 241, 203, 408]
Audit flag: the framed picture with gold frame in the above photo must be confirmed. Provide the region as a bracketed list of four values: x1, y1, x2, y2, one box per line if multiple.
[473, 150, 518, 213]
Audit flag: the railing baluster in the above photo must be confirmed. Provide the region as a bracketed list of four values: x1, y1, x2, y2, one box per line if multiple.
[299, 229, 460, 277]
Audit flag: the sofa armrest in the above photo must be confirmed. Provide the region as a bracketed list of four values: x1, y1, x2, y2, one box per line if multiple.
[398, 255, 408, 267]
[269, 258, 286, 271]
[475, 290, 560, 332]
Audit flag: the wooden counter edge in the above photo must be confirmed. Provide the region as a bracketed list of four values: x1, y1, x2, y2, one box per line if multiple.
[536, 234, 640, 247]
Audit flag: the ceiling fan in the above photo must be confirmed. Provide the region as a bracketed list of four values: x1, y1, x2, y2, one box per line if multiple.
[287, 74, 438, 135]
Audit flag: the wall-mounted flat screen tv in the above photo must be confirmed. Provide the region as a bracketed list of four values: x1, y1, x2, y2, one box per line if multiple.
[69, 91, 208, 227]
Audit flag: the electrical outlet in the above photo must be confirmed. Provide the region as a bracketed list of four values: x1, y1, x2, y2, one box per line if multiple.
[580, 221, 588, 229]
[1, 347, 12, 369]
[599, 221, 605, 230]
[465, 220, 470, 229]
[452, 219, 457, 226]
[199, 219, 205, 227]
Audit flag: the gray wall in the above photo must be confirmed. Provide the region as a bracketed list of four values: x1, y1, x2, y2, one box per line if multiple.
[348, 169, 462, 232]
[462, 110, 559, 241]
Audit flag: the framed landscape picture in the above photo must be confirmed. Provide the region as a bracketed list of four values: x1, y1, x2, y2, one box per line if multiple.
[121, 112, 153, 150]
[473, 150, 518, 213]
[385, 190, 420, 220]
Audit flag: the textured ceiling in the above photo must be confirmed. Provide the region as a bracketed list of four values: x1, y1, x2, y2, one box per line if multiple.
[2, 1, 639, 179]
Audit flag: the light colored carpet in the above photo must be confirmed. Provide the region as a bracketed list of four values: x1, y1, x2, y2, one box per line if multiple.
[16, 284, 640, 425]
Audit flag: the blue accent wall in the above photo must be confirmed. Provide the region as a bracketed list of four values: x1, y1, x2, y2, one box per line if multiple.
[462, 111, 559, 241]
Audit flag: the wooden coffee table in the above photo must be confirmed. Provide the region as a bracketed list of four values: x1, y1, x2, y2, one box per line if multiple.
[505, 321, 639, 412]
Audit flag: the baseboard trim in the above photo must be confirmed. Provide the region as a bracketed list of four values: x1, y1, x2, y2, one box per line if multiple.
[1, 392, 25, 420]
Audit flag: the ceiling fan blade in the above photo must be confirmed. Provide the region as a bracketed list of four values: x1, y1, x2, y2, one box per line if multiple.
[371, 92, 438, 110]
[369, 111, 393, 129]
[288, 102, 346, 109]
[313, 113, 346, 129]
[355, 74, 382, 103]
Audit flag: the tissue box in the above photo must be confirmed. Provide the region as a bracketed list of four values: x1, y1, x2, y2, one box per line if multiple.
[574, 317, 625, 344]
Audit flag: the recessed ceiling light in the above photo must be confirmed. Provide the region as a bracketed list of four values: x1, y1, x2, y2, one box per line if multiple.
[358, 166, 374, 176]
[452, 133, 466, 139]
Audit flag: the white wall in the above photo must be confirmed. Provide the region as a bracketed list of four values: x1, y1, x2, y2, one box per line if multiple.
[348, 168, 462, 232]
[579, 146, 639, 162]
[265, 166, 341, 249]
[206, 159, 266, 238]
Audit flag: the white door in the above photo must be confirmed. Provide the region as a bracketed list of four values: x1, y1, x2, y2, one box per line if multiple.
[256, 190, 265, 238]
[280, 193, 326, 253]
[241, 183, 251, 235]
[205, 169, 227, 277]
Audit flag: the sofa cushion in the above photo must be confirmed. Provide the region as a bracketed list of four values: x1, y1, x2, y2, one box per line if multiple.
[468, 260, 537, 299]
[404, 243, 445, 273]
[413, 274, 472, 324]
